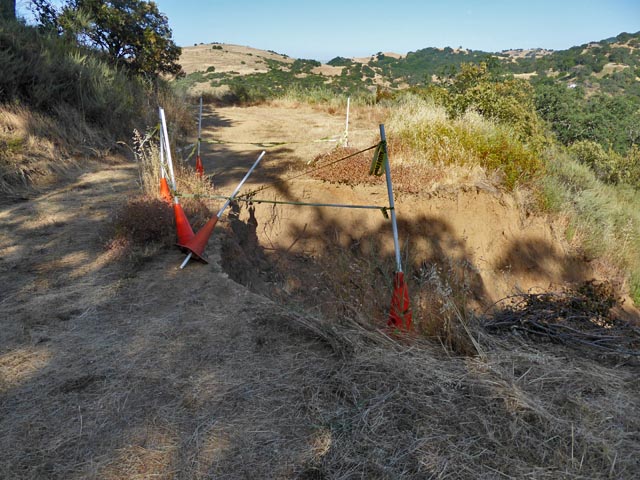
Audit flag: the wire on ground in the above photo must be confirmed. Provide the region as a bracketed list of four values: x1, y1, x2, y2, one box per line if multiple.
[176, 192, 392, 218]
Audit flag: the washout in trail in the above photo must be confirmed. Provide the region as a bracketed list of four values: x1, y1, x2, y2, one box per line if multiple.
[1, 101, 639, 479]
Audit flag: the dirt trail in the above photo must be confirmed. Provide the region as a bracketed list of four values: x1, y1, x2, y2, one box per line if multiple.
[0, 156, 344, 477]
[1, 104, 638, 479]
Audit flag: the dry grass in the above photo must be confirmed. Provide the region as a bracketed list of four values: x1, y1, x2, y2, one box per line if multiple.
[3, 273, 638, 479]
[179, 43, 293, 76]
[485, 281, 640, 358]
[387, 96, 544, 190]
[0, 104, 108, 195]
[129, 127, 215, 225]
[283, 320, 640, 479]
[118, 125, 216, 264]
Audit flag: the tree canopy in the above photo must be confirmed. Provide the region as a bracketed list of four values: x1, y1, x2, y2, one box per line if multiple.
[32, 0, 182, 77]
[0, 0, 16, 20]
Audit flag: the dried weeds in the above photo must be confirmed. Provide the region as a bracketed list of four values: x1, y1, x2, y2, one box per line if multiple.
[485, 280, 640, 359]
[310, 145, 445, 194]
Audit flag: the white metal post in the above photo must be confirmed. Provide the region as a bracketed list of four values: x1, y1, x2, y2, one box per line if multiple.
[344, 96, 350, 147]
[159, 107, 177, 196]
[380, 124, 402, 273]
[179, 151, 266, 269]
[159, 111, 167, 179]
[216, 150, 266, 217]
[197, 96, 203, 158]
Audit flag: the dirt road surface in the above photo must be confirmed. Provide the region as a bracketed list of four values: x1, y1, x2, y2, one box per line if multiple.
[2, 103, 638, 479]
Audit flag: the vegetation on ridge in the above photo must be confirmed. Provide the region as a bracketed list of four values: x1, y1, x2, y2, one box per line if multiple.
[0, 1, 190, 193]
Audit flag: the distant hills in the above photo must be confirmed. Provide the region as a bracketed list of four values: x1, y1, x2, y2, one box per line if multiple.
[177, 32, 640, 154]
[179, 31, 640, 95]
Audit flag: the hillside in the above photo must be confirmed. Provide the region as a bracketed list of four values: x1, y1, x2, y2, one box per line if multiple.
[180, 42, 294, 76]
[178, 31, 640, 155]
[180, 31, 640, 91]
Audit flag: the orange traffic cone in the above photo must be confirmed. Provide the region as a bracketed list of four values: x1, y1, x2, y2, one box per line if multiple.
[195, 155, 204, 177]
[173, 203, 195, 247]
[160, 177, 172, 203]
[388, 272, 412, 330]
[176, 215, 219, 264]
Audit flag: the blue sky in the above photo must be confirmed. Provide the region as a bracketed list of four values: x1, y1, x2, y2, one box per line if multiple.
[17, 0, 640, 61]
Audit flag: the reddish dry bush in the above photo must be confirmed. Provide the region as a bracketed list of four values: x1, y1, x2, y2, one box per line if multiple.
[108, 196, 175, 247]
[310, 146, 443, 194]
[310, 147, 383, 187]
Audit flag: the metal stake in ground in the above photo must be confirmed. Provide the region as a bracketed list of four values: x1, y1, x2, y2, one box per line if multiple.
[159, 115, 164, 176]
[380, 124, 412, 330]
[158, 112, 172, 203]
[195, 96, 204, 176]
[159, 107, 177, 191]
[344, 96, 350, 147]
[179, 150, 267, 269]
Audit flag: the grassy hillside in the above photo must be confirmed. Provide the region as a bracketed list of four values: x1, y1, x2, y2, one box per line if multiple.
[0, 20, 191, 195]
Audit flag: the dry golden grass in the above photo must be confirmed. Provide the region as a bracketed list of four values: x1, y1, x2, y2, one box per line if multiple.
[179, 43, 293, 76]
[593, 62, 630, 79]
[0, 105, 109, 195]
[3, 266, 638, 479]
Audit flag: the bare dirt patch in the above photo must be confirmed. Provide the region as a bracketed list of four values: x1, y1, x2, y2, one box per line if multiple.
[199, 104, 601, 306]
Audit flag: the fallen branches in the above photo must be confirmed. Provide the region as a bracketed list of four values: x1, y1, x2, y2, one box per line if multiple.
[484, 281, 640, 358]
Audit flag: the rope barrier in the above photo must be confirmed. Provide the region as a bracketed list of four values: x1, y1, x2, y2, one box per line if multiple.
[175, 192, 392, 218]
[202, 135, 342, 148]
[243, 144, 378, 197]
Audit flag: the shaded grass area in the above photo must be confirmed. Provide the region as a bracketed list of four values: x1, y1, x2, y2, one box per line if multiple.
[212, 187, 640, 475]
[542, 148, 640, 303]
[2, 249, 638, 479]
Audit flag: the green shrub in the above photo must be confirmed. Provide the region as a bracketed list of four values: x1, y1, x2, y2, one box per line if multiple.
[542, 147, 640, 304]
[388, 96, 544, 189]
[570, 140, 640, 187]
[0, 20, 147, 139]
[444, 63, 546, 145]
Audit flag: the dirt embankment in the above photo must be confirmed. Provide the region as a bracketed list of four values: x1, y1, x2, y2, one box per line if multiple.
[198, 103, 608, 308]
